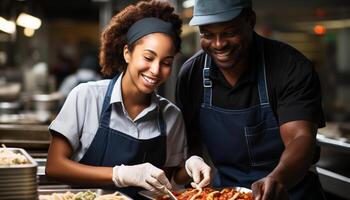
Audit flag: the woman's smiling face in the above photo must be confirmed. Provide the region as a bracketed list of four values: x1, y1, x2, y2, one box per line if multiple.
[123, 33, 176, 94]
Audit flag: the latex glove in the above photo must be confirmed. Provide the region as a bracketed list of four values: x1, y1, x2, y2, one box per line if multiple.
[112, 163, 172, 193]
[185, 155, 211, 188]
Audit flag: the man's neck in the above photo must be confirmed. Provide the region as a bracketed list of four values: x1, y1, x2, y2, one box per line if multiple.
[219, 60, 249, 87]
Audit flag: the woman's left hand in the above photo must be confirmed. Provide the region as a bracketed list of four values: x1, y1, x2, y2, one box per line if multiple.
[251, 176, 289, 200]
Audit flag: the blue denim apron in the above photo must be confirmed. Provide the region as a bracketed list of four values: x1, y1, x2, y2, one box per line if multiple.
[79, 74, 167, 199]
[199, 37, 326, 199]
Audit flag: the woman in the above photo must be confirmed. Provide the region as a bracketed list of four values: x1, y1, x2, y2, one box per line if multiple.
[45, 0, 211, 198]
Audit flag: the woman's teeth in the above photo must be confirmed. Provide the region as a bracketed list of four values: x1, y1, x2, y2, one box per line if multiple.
[142, 75, 157, 84]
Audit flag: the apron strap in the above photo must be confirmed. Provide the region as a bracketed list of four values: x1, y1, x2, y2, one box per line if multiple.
[202, 54, 213, 106]
[157, 106, 167, 136]
[100, 74, 120, 127]
[257, 37, 270, 106]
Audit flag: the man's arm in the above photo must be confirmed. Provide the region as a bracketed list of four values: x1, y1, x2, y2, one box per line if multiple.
[270, 120, 317, 188]
[252, 120, 317, 200]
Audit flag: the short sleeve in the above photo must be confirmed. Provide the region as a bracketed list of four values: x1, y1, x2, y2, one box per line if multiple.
[162, 102, 187, 167]
[277, 59, 325, 128]
[49, 84, 88, 151]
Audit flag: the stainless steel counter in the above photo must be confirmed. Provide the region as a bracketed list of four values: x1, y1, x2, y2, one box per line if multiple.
[316, 134, 350, 200]
[0, 123, 50, 156]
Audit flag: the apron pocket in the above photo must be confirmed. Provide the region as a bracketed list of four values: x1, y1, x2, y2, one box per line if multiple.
[244, 121, 284, 166]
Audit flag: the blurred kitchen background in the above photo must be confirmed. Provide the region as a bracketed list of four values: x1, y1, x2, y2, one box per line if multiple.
[0, 0, 350, 199]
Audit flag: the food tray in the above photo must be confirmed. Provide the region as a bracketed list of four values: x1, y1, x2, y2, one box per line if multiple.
[38, 188, 133, 200]
[0, 147, 38, 169]
[139, 187, 252, 200]
[0, 147, 38, 199]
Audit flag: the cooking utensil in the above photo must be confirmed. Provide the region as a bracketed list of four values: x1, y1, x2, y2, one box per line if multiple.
[165, 187, 178, 200]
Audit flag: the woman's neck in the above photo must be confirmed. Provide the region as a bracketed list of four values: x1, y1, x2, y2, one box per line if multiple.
[121, 73, 150, 120]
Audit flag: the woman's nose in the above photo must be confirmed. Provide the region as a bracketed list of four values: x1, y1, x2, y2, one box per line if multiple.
[149, 62, 160, 75]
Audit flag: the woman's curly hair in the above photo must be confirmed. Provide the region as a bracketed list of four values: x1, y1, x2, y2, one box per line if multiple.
[99, 0, 182, 77]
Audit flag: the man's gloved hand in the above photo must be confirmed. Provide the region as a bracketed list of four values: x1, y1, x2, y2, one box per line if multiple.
[185, 155, 211, 188]
[112, 163, 171, 193]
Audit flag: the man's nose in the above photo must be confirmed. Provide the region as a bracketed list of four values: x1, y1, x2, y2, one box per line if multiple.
[212, 34, 227, 49]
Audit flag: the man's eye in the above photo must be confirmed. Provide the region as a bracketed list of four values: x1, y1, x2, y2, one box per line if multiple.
[223, 31, 235, 37]
[200, 32, 214, 39]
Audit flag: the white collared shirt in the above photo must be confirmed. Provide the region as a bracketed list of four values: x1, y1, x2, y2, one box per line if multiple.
[49, 74, 187, 167]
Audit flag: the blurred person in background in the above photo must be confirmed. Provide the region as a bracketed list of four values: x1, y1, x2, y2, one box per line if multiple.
[59, 51, 101, 98]
[51, 44, 78, 87]
[176, 0, 326, 199]
[45, 0, 210, 199]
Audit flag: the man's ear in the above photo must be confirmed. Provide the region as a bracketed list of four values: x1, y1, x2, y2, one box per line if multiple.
[123, 45, 130, 63]
[249, 10, 256, 28]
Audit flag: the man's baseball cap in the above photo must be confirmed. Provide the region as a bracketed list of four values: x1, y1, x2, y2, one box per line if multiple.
[189, 0, 252, 26]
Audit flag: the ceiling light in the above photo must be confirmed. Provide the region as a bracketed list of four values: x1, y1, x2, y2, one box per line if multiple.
[0, 17, 16, 34]
[24, 27, 35, 37]
[16, 13, 41, 30]
[313, 24, 326, 35]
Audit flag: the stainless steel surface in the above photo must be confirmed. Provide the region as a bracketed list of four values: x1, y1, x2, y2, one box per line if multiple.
[31, 92, 63, 111]
[0, 148, 38, 200]
[317, 167, 350, 200]
[0, 124, 50, 149]
[316, 133, 350, 199]
[317, 134, 350, 152]
[0, 101, 21, 115]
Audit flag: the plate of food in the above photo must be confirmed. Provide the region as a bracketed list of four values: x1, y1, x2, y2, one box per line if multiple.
[38, 188, 132, 200]
[139, 187, 253, 200]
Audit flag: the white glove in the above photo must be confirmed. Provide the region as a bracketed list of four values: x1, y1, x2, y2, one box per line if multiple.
[185, 156, 211, 188]
[112, 163, 171, 193]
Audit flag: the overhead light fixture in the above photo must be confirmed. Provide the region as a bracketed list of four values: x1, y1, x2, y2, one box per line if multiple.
[16, 13, 41, 30]
[183, 0, 194, 8]
[313, 24, 326, 36]
[0, 17, 16, 34]
[24, 27, 35, 37]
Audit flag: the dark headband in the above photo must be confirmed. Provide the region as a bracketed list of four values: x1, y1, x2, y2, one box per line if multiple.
[126, 17, 178, 46]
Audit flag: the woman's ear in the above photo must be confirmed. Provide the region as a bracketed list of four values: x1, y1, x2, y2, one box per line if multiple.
[123, 45, 130, 63]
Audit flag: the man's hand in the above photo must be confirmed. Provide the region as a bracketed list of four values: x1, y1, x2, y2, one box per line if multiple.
[251, 176, 289, 200]
[185, 155, 211, 188]
[112, 163, 171, 194]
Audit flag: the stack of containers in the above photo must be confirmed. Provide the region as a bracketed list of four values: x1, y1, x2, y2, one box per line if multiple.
[0, 147, 38, 200]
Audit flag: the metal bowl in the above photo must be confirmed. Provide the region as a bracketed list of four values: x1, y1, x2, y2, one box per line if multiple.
[0, 101, 21, 115]
[31, 92, 63, 112]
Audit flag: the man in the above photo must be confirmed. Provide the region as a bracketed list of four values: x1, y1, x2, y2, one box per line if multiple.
[176, 0, 326, 199]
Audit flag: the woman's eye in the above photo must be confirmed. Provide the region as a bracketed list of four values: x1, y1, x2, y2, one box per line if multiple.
[144, 56, 153, 61]
[163, 62, 172, 66]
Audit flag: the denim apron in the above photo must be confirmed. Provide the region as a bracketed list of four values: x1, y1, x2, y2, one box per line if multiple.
[79, 74, 167, 199]
[199, 37, 326, 199]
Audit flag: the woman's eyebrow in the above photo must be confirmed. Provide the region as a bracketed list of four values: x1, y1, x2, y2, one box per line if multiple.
[144, 49, 174, 59]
